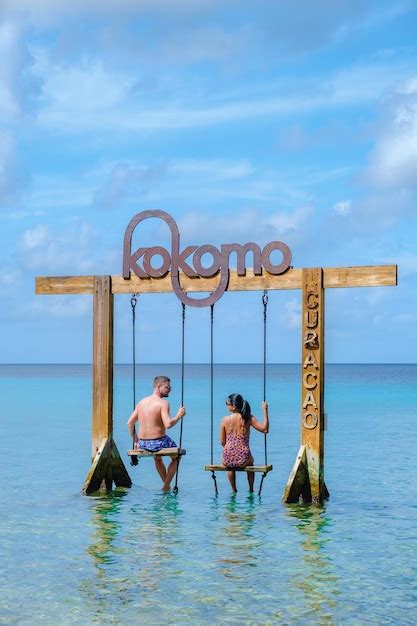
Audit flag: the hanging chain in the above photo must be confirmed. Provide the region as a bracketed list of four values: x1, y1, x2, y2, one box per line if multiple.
[131, 294, 138, 408]
[210, 303, 218, 495]
[258, 290, 269, 493]
[181, 303, 185, 408]
[262, 290, 268, 404]
[173, 302, 186, 495]
[130, 294, 139, 466]
[210, 303, 214, 466]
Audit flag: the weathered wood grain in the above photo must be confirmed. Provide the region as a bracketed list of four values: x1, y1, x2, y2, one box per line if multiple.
[283, 269, 329, 505]
[36, 275, 94, 294]
[83, 437, 132, 494]
[92, 276, 114, 460]
[35, 265, 397, 295]
[128, 448, 186, 458]
[204, 464, 273, 472]
[282, 446, 309, 503]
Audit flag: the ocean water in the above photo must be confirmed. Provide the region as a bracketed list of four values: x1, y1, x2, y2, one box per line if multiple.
[1, 363, 416, 625]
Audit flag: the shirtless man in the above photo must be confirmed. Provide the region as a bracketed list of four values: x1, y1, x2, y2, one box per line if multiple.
[127, 376, 186, 491]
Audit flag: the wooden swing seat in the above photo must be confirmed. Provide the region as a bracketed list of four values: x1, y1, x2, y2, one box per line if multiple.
[205, 464, 272, 473]
[128, 447, 186, 459]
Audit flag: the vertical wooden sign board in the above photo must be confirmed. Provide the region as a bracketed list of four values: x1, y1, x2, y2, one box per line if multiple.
[82, 276, 132, 494]
[283, 268, 329, 504]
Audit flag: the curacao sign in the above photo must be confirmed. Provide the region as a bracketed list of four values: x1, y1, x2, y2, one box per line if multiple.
[123, 209, 292, 307]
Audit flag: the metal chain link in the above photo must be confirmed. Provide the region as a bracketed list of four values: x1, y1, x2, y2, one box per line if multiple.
[130, 294, 139, 466]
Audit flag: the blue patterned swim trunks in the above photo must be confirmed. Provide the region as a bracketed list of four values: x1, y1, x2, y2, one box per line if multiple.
[138, 435, 177, 452]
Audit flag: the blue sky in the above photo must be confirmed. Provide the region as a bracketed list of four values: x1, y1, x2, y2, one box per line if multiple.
[1, 1, 417, 363]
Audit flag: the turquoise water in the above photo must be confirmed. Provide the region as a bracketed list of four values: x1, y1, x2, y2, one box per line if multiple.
[1, 364, 416, 625]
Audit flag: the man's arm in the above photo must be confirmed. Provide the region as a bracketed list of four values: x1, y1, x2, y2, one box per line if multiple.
[127, 405, 139, 445]
[160, 400, 186, 429]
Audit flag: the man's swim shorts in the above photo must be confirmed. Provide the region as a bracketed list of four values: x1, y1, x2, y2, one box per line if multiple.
[138, 435, 177, 452]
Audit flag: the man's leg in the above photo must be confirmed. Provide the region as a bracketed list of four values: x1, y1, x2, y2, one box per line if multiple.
[154, 457, 167, 483]
[162, 458, 178, 491]
[227, 470, 237, 493]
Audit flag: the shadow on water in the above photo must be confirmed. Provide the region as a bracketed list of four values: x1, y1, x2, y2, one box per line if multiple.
[285, 504, 340, 624]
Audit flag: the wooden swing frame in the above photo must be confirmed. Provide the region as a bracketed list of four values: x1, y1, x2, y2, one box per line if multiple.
[128, 448, 186, 459]
[36, 264, 397, 501]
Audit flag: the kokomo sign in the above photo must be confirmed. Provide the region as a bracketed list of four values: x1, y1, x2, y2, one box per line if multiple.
[123, 209, 292, 307]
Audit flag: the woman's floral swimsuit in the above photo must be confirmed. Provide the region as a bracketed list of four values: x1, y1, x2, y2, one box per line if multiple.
[222, 423, 252, 468]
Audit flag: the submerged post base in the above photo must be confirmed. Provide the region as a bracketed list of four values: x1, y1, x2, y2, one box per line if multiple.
[282, 445, 329, 505]
[83, 437, 132, 495]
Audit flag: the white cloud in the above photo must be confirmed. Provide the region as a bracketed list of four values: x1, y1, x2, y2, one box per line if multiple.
[267, 206, 313, 233]
[171, 159, 254, 180]
[392, 312, 417, 324]
[365, 75, 417, 188]
[1, 0, 213, 23]
[20, 223, 50, 249]
[0, 130, 20, 204]
[33, 52, 417, 134]
[93, 161, 168, 209]
[30, 296, 91, 318]
[179, 206, 313, 244]
[0, 210, 45, 220]
[18, 221, 97, 273]
[285, 298, 301, 329]
[386, 252, 417, 278]
[333, 200, 352, 215]
[38, 57, 133, 113]
[0, 268, 21, 286]
[0, 21, 23, 118]
[0, 20, 40, 120]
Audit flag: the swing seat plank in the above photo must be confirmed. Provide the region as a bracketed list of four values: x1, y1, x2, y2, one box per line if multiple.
[204, 464, 272, 473]
[128, 447, 186, 458]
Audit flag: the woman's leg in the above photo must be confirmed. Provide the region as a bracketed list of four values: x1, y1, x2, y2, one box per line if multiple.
[227, 470, 237, 493]
[246, 455, 254, 492]
[246, 471, 255, 492]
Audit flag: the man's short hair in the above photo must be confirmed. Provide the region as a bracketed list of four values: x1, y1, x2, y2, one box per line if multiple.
[153, 375, 170, 387]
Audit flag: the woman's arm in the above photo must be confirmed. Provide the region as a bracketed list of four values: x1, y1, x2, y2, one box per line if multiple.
[220, 418, 227, 446]
[250, 401, 269, 433]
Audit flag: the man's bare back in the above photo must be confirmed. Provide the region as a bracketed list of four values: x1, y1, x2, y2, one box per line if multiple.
[135, 395, 168, 439]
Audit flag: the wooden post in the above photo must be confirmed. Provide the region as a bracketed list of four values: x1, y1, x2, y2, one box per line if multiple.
[83, 276, 131, 494]
[283, 268, 329, 504]
[92, 275, 113, 458]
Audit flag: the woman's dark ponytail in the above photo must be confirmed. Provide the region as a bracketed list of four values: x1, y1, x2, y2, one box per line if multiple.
[227, 393, 251, 423]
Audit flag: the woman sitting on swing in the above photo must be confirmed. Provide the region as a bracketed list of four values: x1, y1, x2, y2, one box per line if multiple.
[220, 393, 269, 493]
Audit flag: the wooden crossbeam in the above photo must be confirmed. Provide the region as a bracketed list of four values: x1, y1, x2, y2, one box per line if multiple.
[205, 464, 273, 473]
[35, 265, 397, 295]
[128, 447, 186, 458]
